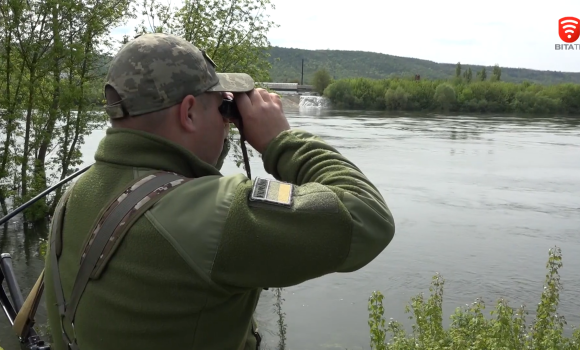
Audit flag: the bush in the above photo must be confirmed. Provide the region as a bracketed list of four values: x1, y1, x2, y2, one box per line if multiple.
[385, 87, 409, 110]
[323, 80, 356, 109]
[324, 78, 388, 109]
[324, 77, 579, 114]
[434, 83, 456, 111]
[368, 246, 580, 349]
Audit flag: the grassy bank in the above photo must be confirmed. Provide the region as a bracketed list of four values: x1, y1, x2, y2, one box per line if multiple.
[367, 246, 580, 349]
[324, 77, 580, 115]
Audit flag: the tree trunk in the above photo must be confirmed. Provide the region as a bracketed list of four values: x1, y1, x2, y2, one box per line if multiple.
[20, 70, 35, 203]
[34, 2, 62, 218]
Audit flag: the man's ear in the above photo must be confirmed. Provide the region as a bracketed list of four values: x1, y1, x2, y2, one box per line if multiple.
[178, 95, 197, 132]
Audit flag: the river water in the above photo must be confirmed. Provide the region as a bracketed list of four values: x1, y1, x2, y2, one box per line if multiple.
[1, 108, 579, 350]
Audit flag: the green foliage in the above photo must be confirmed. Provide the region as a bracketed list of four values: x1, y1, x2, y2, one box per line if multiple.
[274, 288, 287, 349]
[312, 68, 332, 95]
[0, 0, 133, 220]
[324, 77, 580, 114]
[39, 238, 48, 258]
[478, 67, 487, 81]
[367, 247, 580, 350]
[491, 64, 502, 82]
[268, 47, 580, 85]
[434, 83, 456, 111]
[368, 291, 387, 350]
[384, 87, 409, 110]
[455, 62, 461, 78]
[323, 78, 389, 110]
[463, 68, 472, 83]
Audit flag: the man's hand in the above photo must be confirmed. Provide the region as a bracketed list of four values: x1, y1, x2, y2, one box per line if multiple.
[233, 88, 290, 154]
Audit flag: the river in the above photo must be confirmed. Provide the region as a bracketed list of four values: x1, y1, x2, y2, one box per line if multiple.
[1, 107, 579, 350]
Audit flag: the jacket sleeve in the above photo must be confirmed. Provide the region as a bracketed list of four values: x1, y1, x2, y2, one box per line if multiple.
[210, 129, 395, 288]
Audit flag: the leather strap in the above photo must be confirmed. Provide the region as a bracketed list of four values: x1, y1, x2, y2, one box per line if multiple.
[65, 172, 184, 323]
[237, 119, 252, 180]
[47, 171, 190, 349]
[48, 182, 77, 349]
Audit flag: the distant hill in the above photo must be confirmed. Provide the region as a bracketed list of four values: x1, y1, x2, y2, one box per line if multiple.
[267, 46, 580, 85]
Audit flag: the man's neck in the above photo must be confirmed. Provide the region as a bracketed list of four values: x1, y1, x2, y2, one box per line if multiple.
[94, 127, 222, 179]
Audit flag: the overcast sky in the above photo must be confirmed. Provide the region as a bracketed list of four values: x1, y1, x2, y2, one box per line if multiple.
[111, 0, 580, 73]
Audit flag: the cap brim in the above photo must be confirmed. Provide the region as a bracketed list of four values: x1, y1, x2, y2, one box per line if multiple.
[207, 73, 255, 93]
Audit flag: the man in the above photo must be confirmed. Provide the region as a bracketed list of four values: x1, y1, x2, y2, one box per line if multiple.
[44, 33, 395, 350]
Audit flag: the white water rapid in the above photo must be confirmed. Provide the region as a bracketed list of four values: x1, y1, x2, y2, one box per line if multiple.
[298, 95, 331, 108]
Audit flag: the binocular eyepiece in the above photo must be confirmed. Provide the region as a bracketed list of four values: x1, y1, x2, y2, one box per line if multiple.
[219, 99, 241, 120]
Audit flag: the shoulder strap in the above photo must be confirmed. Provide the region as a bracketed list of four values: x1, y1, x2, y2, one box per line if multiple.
[65, 172, 189, 323]
[49, 180, 81, 349]
[49, 171, 192, 349]
[12, 181, 77, 339]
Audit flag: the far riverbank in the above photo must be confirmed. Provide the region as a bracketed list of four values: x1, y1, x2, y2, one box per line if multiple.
[322, 77, 580, 115]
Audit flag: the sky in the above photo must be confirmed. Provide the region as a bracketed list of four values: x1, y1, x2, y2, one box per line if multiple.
[110, 0, 580, 73]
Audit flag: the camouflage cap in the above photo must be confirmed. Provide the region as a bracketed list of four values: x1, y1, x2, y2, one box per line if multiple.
[104, 33, 255, 119]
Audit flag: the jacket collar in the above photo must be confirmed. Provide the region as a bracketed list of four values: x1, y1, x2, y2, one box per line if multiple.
[94, 128, 227, 178]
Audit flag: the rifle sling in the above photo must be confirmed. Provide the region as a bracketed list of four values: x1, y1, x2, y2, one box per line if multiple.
[13, 181, 76, 339]
[65, 172, 184, 323]
[45, 171, 188, 349]
[49, 181, 78, 349]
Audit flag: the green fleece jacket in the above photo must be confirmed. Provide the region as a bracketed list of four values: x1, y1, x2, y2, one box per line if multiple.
[44, 127, 395, 350]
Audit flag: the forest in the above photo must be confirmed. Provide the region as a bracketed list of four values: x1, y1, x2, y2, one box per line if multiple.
[267, 46, 580, 85]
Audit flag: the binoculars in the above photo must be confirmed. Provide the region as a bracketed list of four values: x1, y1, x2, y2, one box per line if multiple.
[219, 98, 241, 120]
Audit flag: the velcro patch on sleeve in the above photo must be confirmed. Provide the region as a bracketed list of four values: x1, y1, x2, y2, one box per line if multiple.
[249, 177, 294, 207]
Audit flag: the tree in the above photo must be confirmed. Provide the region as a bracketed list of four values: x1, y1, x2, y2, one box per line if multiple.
[463, 67, 473, 83]
[477, 67, 487, 81]
[312, 68, 332, 95]
[491, 64, 502, 82]
[0, 0, 133, 221]
[455, 62, 462, 77]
